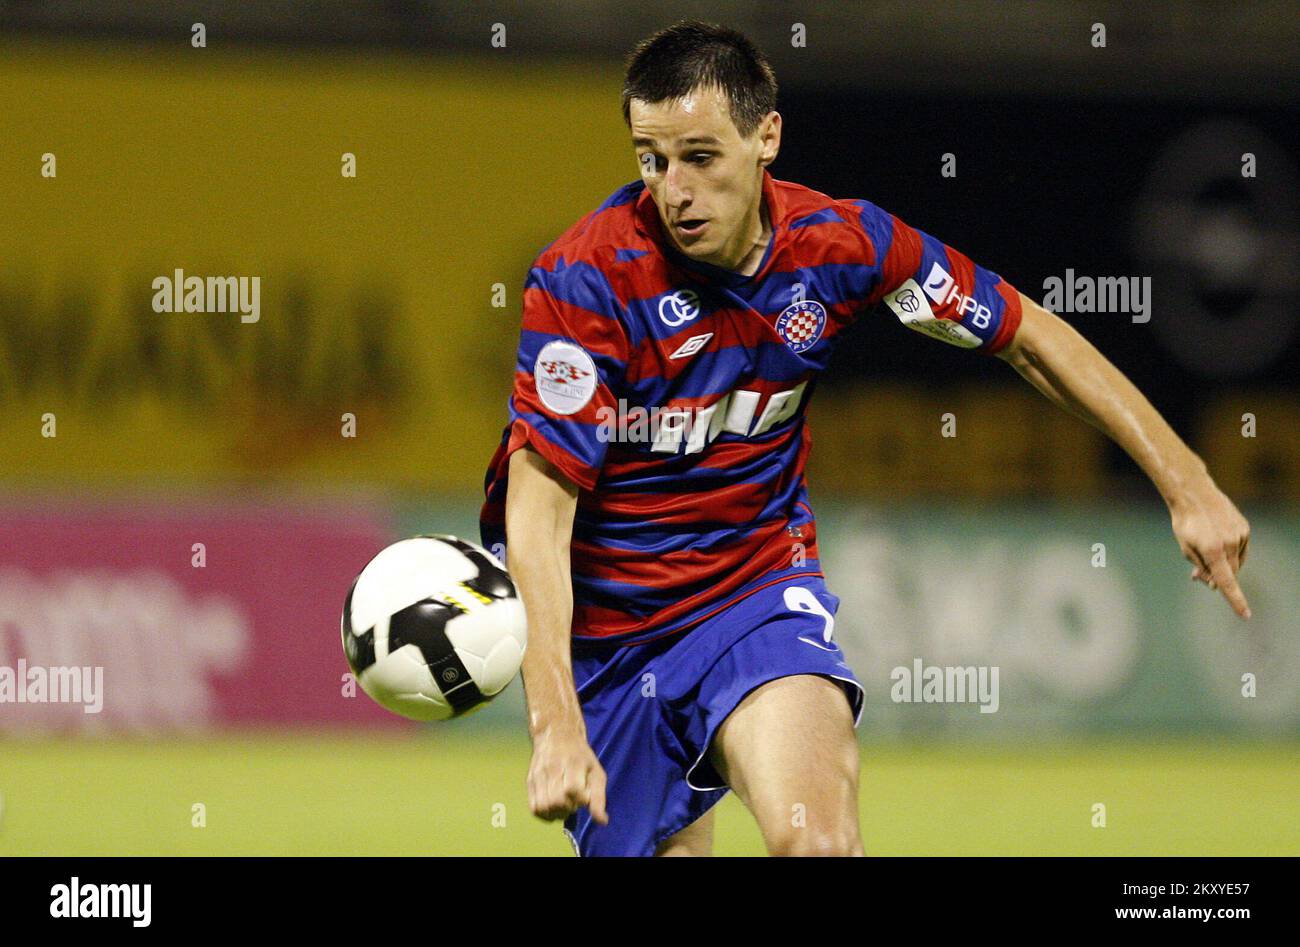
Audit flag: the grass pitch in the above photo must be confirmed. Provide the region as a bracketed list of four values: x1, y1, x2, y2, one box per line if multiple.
[1, 734, 1295, 856]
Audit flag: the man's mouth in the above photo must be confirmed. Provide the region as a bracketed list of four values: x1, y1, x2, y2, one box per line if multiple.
[674, 219, 709, 238]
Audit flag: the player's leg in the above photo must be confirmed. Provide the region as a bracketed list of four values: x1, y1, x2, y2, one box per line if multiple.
[653, 807, 714, 856]
[710, 674, 863, 856]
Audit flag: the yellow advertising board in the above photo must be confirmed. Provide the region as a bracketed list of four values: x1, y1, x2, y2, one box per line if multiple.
[0, 40, 634, 492]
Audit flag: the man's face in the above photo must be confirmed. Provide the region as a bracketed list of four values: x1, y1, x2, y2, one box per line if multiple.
[629, 86, 779, 269]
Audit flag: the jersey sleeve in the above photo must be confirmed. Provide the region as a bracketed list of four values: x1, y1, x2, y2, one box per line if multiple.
[852, 199, 1022, 354]
[502, 255, 631, 491]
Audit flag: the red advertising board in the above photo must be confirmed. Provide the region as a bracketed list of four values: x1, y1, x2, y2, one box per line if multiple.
[0, 499, 405, 732]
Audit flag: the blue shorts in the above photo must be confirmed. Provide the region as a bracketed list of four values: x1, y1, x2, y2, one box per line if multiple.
[562, 574, 863, 857]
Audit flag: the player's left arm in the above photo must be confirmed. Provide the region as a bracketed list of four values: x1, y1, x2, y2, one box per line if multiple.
[997, 292, 1252, 618]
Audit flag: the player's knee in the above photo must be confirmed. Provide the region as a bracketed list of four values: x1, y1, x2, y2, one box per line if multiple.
[654, 837, 711, 856]
[653, 827, 713, 856]
[766, 823, 861, 857]
[654, 811, 715, 856]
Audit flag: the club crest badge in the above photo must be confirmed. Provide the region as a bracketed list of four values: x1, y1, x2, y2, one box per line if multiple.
[775, 300, 827, 353]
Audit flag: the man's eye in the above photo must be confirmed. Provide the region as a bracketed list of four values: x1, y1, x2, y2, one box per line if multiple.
[689, 153, 714, 164]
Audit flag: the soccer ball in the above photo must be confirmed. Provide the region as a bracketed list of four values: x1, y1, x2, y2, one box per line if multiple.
[341, 535, 527, 721]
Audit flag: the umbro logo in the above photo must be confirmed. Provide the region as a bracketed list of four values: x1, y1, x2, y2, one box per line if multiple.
[669, 332, 713, 360]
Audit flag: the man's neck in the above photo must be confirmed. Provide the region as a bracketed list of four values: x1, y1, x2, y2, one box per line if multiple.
[733, 198, 772, 277]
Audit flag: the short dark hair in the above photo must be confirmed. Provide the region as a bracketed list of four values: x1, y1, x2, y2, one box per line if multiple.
[621, 20, 777, 138]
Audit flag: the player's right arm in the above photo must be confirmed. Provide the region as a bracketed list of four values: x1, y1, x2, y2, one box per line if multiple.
[506, 446, 608, 825]
[496, 249, 629, 827]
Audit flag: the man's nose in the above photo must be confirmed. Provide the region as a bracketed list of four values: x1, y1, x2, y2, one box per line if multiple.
[664, 161, 690, 207]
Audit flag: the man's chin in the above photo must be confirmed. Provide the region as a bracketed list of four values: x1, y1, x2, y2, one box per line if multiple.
[672, 240, 716, 264]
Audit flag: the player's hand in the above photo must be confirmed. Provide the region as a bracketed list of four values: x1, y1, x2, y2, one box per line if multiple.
[1169, 480, 1252, 619]
[526, 723, 609, 825]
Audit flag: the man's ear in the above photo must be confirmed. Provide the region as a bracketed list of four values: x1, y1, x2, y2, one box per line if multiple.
[759, 111, 782, 166]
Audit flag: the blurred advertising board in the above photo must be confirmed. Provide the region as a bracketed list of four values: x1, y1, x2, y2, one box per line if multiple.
[819, 502, 1299, 736]
[0, 43, 629, 494]
[406, 499, 1300, 737]
[3, 43, 1294, 500]
[0, 499, 401, 733]
[1, 495, 1295, 737]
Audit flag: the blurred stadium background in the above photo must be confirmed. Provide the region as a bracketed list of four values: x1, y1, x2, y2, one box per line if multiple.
[1, 1, 1296, 856]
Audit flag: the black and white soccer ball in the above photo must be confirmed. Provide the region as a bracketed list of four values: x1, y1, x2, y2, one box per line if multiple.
[341, 535, 527, 721]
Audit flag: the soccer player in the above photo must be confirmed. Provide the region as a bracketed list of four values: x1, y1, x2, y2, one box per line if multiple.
[480, 20, 1251, 857]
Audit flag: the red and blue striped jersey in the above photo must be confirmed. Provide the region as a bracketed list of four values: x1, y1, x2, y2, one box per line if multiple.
[481, 170, 1022, 645]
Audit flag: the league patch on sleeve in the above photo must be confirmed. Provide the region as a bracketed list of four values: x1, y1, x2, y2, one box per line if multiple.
[534, 340, 598, 416]
[883, 278, 981, 348]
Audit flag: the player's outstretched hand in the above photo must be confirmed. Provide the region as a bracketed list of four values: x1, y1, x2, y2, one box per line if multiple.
[527, 724, 609, 825]
[1169, 480, 1252, 619]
